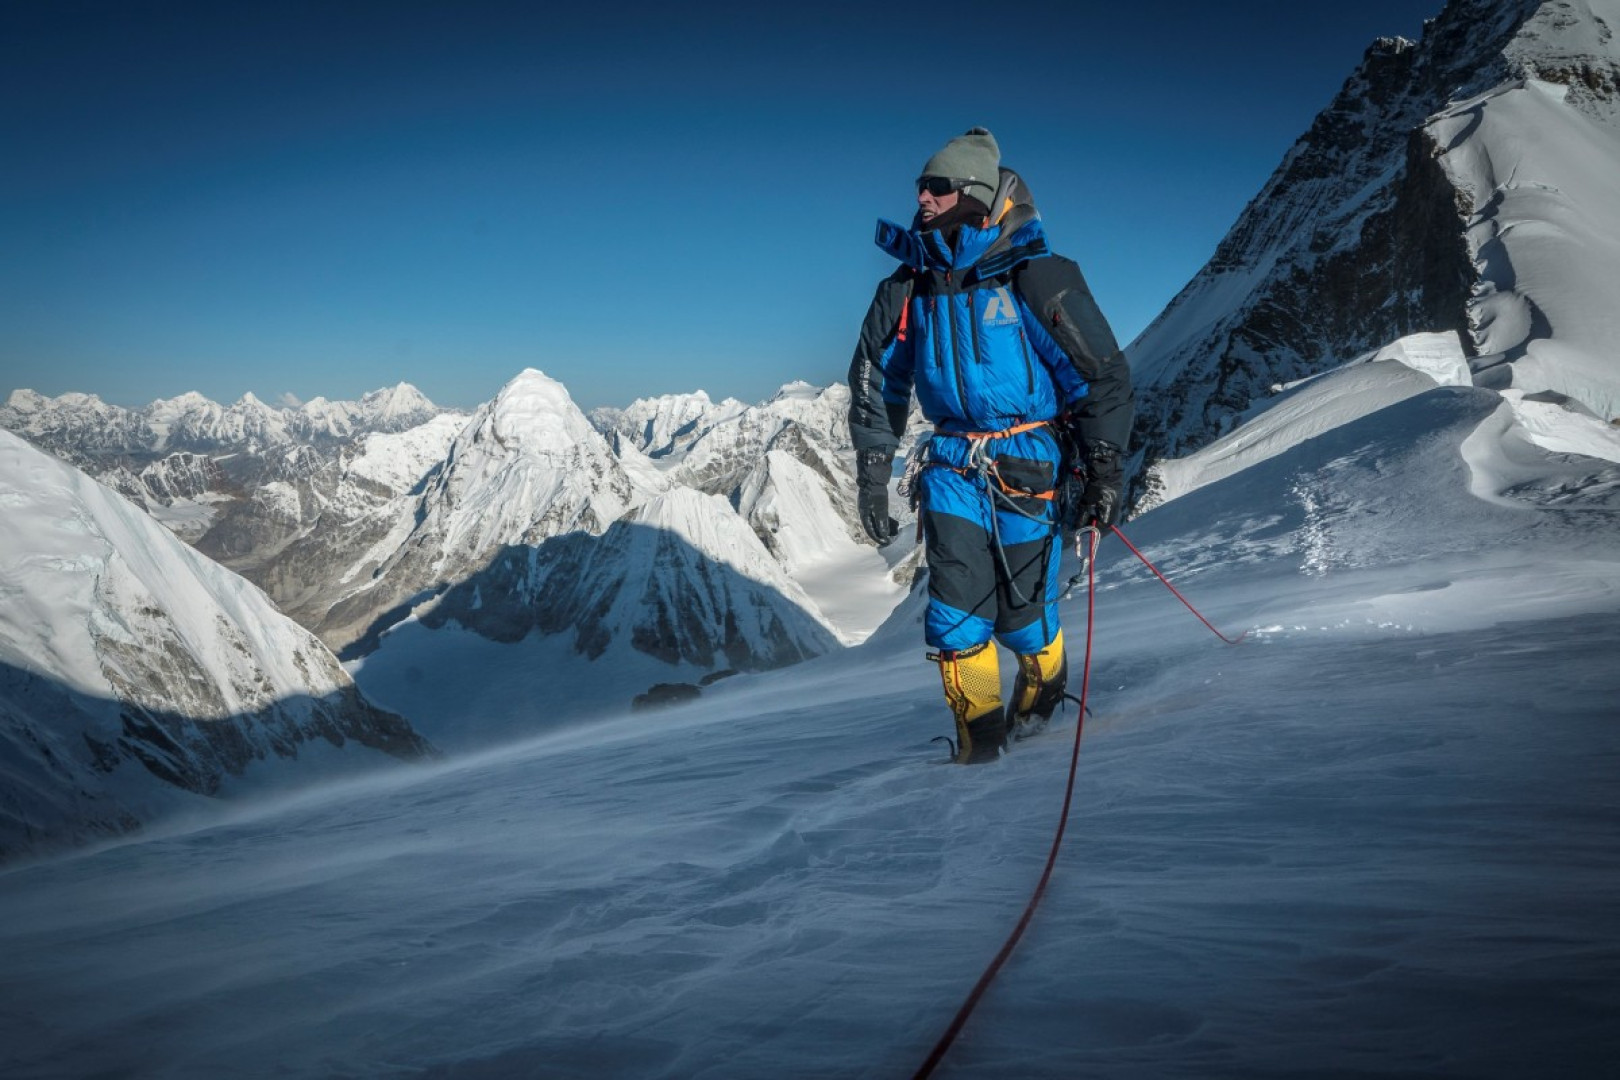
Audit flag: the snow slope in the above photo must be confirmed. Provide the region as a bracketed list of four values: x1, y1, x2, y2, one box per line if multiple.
[1, 352, 1615, 1078]
[0, 430, 432, 862]
[1140, 331, 1471, 511]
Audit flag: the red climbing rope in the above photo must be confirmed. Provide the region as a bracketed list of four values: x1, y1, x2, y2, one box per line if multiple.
[910, 528, 1101, 1080]
[910, 524, 1245, 1077]
[1109, 524, 1249, 645]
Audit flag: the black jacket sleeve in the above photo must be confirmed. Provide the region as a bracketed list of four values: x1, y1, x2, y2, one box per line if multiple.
[1014, 254, 1134, 451]
[846, 268, 914, 456]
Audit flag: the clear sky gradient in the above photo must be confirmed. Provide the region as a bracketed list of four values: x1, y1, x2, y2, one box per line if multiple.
[2, 0, 1443, 413]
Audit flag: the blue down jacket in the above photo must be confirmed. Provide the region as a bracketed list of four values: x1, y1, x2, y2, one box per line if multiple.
[867, 213, 1088, 438]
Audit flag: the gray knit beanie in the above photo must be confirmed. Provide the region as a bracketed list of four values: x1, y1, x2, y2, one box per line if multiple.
[918, 126, 1001, 209]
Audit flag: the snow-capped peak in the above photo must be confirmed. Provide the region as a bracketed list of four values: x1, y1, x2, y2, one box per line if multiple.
[358, 382, 438, 425]
[482, 368, 601, 455]
[3, 388, 52, 413]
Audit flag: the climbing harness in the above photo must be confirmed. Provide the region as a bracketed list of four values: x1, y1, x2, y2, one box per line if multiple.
[941, 420, 1058, 502]
[924, 421, 1060, 612]
[909, 522, 1246, 1078]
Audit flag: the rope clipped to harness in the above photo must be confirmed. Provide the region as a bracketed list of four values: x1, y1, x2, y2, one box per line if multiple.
[946, 424, 1060, 612]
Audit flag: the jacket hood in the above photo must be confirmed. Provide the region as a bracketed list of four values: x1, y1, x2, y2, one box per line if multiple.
[875, 167, 1049, 279]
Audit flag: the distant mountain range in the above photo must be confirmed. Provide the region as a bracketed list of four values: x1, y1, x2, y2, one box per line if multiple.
[1, 369, 912, 716]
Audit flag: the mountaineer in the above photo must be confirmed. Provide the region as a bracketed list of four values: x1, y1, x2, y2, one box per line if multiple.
[848, 127, 1134, 763]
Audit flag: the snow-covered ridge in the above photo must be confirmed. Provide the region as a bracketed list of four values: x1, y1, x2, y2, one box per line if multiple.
[1432, 71, 1620, 421]
[590, 389, 747, 460]
[1126, 0, 1620, 479]
[343, 413, 470, 496]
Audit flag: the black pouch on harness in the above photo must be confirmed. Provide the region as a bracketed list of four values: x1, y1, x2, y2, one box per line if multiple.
[991, 453, 1056, 500]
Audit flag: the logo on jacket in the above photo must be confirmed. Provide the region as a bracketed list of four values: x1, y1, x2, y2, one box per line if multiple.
[982, 287, 1019, 327]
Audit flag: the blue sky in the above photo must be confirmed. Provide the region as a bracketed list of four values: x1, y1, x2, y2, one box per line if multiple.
[2, 1, 1443, 413]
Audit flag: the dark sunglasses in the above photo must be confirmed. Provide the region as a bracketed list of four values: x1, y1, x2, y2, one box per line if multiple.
[916, 176, 968, 197]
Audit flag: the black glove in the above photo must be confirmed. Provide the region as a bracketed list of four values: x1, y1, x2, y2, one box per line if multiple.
[856, 448, 898, 545]
[1057, 461, 1088, 533]
[1078, 439, 1122, 527]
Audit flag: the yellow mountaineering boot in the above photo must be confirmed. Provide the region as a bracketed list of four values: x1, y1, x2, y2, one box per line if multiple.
[1010, 629, 1069, 740]
[932, 642, 1007, 764]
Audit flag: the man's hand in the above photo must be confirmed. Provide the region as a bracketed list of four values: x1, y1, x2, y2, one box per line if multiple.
[1078, 440, 1122, 528]
[856, 448, 899, 545]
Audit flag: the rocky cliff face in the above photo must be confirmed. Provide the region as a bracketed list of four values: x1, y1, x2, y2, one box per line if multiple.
[195, 415, 469, 641]
[1128, 0, 1617, 494]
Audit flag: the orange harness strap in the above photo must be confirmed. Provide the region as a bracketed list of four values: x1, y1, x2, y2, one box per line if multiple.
[937, 419, 1050, 442]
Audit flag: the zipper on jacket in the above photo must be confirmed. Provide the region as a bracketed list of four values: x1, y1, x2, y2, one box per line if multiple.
[1017, 324, 1035, 395]
[941, 273, 968, 416]
[970, 286, 985, 370]
[927, 283, 959, 416]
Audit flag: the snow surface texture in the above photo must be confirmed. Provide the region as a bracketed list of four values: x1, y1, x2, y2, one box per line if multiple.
[1, 353, 1616, 1078]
